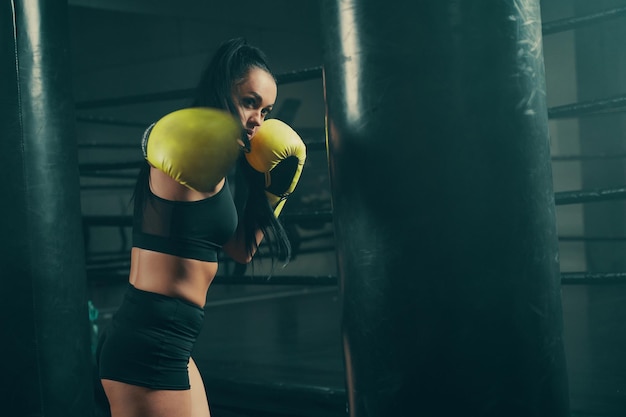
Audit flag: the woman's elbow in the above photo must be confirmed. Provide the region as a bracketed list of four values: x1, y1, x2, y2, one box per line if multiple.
[229, 252, 254, 264]
[222, 245, 255, 264]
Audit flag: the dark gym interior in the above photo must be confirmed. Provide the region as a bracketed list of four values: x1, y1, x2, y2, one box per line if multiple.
[3, 0, 626, 416]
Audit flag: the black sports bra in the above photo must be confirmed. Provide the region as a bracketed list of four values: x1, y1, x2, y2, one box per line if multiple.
[132, 180, 238, 262]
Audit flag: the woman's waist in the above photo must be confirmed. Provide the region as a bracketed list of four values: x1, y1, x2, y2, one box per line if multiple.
[129, 247, 218, 307]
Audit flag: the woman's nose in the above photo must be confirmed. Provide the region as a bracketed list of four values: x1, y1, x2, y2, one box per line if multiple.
[249, 110, 263, 126]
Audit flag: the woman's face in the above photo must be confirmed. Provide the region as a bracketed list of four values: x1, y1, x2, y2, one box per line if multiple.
[232, 67, 278, 142]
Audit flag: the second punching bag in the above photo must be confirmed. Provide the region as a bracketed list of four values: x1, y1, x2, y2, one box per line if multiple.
[320, 1, 570, 416]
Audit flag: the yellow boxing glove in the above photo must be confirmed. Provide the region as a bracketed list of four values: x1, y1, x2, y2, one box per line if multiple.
[245, 119, 307, 217]
[145, 107, 242, 192]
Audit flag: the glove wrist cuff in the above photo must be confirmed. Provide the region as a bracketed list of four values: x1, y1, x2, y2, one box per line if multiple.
[141, 123, 155, 159]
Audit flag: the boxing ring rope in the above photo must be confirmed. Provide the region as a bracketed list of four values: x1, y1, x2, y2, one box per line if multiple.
[559, 236, 626, 242]
[541, 5, 626, 35]
[83, 209, 335, 226]
[561, 272, 626, 285]
[555, 187, 626, 205]
[548, 93, 626, 119]
[75, 66, 323, 111]
[76, 114, 147, 127]
[80, 161, 142, 174]
[551, 152, 626, 162]
[86, 269, 626, 288]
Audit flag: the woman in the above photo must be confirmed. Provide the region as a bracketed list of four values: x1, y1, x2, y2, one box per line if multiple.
[97, 38, 306, 417]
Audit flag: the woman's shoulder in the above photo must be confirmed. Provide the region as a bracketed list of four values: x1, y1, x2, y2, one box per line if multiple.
[149, 167, 225, 202]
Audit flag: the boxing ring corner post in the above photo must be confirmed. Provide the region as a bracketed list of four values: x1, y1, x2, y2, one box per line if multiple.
[319, 0, 570, 416]
[0, 1, 95, 416]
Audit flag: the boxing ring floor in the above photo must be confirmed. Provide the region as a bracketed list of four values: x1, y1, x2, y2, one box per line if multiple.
[196, 285, 346, 417]
[92, 281, 626, 417]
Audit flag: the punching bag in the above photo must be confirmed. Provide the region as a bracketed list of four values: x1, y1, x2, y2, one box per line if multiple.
[320, 1, 570, 416]
[0, 1, 94, 416]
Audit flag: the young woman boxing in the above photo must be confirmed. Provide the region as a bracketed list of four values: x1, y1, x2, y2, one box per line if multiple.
[96, 38, 306, 417]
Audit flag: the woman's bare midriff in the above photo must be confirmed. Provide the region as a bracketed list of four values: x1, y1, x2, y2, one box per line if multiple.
[129, 247, 218, 307]
[128, 168, 225, 307]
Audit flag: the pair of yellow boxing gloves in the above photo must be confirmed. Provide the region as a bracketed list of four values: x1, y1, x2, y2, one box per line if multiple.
[143, 107, 306, 217]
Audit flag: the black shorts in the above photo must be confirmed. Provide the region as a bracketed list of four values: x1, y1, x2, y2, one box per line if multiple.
[97, 284, 204, 390]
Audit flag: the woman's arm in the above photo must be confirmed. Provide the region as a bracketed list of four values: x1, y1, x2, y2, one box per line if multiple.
[221, 225, 264, 264]
[222, 119, 306, 264]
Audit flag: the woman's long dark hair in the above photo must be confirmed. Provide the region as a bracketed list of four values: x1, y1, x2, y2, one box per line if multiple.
[136, 37, 290, 265]
[194, 38, 290, 265]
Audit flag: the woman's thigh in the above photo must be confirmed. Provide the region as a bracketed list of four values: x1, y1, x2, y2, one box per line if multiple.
[102, 379, 191, 417]
[101, 358, 210, 417]
[189, 357, 211, 417]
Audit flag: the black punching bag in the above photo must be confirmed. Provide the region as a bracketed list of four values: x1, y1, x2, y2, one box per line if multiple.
[320, 1, 570, 416]
[0, 1, 94, 416]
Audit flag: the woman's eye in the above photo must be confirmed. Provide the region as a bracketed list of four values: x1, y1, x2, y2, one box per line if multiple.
[243, 98, 256, 108]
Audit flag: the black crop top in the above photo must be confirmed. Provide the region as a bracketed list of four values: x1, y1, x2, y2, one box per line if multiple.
[132, 180, 238, 262]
